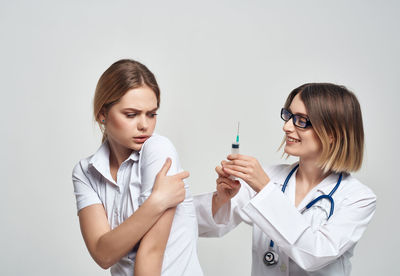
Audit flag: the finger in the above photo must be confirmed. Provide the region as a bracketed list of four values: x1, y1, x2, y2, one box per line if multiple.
[217, 180, 232, 188]
[216, 176, 236, 186]
[225, 179, 241, 186]
[216, 166, 229, 177]
[227, 154, 252, 161]
[225, 180, 240, 190]
[232, 159, 249, 167]
[223, 167, 247, 180]
[174, 170, 190, 180]
[222, 163, 250, 174]
[219, 183, 233, 192]
[224, 159, 249, 168]
[219, 182, 240, 197]
[227, 154, 242, 160]
[158, 158, 172, 176]
[217, 182, 236, 193]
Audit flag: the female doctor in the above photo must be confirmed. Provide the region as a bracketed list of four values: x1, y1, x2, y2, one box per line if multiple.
[194, 83, 376, 275]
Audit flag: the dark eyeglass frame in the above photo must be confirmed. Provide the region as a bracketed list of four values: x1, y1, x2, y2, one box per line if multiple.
[280, 108, 312, 129]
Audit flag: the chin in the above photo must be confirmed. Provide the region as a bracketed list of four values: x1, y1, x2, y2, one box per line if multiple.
[121, 141, 142, 151]
[130, 145, 142, 151]
[284, 147, 299, 157]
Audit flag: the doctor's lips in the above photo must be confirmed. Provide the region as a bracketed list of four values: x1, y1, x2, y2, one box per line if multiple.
[133, 135, 150, 143]
[286, 136, 301, 143]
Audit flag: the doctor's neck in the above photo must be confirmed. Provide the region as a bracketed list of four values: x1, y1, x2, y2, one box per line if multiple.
[297, 159, 331, 188]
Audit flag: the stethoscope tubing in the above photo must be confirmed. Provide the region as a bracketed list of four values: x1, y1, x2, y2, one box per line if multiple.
[268, 164, 343, 249]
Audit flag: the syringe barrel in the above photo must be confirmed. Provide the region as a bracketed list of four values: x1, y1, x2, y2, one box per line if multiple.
[230, 143, 240, 180]
[231, 143, 240, 154]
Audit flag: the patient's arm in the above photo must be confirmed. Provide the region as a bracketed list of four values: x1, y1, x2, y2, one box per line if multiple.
[134, 135, 185, 275]
[134, 207, 176, 275]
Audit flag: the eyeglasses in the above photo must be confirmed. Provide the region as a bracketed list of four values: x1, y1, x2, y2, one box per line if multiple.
[280, 108, 312, 128]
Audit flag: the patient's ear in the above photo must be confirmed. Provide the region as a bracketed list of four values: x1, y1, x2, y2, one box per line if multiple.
[98, 107, 107, 123]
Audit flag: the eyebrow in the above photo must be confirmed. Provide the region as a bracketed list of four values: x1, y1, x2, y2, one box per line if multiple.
[295, 112, 308, 117]
[122, 107, 159, 112]
[288, 108, 308, 117]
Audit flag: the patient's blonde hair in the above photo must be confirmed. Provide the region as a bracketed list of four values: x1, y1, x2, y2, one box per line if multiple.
[283, 83, 364, 173]
[93, 59, 160, 142]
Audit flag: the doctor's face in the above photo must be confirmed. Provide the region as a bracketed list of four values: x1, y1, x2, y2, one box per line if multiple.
[282, 93, 322, 161]
[100, 85, 158, 152]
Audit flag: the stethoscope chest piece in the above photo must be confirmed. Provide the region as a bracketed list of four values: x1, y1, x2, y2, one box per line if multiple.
[263, 250, 279, 266]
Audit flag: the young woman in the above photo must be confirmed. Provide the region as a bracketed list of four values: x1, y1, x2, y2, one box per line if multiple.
[194, 83, 376, 275]
[72, 59, 203, 276]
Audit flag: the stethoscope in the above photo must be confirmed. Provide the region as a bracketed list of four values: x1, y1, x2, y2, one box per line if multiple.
[263, 164, 343, 266]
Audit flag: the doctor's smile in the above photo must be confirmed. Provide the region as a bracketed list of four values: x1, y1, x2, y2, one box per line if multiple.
[286, 136, 301, 143]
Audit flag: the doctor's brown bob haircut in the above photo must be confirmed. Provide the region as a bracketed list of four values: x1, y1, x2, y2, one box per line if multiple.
[93, 59, 160, 142]
[283, 83, 364, 173]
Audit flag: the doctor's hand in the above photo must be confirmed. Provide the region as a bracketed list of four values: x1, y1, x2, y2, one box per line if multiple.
[222, 154, 270, 193]
[212, 165, 241, 216]
[151, 158, 189, 210]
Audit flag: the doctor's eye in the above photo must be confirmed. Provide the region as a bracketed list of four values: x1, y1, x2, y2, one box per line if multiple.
[148, 112, 158, 118]
[296, 116, 308, 124]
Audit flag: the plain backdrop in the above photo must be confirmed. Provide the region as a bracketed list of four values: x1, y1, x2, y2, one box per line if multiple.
[1, 0, 399, 275]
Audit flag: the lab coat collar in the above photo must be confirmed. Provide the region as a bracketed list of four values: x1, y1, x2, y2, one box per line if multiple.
[273, 162, 299, 188]
[314, 172, 343, 195]
[297, 172, 343, 215]
[88, 141, 139, 185]
[273, 162, 343, 195]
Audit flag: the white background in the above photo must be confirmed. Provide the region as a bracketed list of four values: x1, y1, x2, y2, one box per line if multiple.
[1, 0, 399, 275]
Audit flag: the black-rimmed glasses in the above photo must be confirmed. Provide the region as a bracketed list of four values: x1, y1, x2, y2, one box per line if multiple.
[280, 108, 312, 128]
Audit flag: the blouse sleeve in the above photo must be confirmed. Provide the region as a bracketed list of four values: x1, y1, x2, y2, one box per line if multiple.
[72, 161, 102, 214]
[138, 135, 183, 205]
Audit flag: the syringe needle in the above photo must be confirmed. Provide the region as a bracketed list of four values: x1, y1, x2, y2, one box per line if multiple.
[236, 122, 240, 143]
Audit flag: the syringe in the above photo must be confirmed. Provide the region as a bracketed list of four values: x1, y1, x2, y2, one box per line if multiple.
[229, 122, 240, 180]
[231, 122, 240, 154]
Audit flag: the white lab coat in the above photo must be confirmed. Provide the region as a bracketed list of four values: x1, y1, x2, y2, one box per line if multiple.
[194, 163, 376, 276]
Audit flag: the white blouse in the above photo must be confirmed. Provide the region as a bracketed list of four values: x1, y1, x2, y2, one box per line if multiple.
[73, 134, 203, 276]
